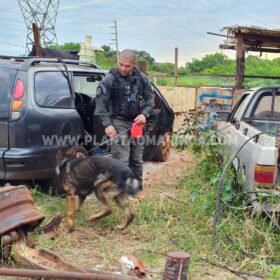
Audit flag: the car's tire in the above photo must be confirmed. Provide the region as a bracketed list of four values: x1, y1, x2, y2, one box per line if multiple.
[152, 132, 171, 162]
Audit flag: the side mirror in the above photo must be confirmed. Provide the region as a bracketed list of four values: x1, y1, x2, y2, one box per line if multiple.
[216, 111, 231, 122]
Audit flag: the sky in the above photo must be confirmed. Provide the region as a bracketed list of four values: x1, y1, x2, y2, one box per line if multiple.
[0, 0, 279, 66]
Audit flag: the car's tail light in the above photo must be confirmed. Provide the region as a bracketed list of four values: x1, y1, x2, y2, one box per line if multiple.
[254, 164, 275, 184]
[13, 79, 24, 99]
[11, 79, 24, 121]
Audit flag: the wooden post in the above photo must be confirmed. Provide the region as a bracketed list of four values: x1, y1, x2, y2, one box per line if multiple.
[235, 33, 245, 90]
[137, 61, 147, 75]
[174, 47, 178, 86]
[32, 23, 42, 57]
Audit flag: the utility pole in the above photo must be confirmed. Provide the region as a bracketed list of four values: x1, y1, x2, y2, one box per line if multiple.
[18, 0, 60, 53]
[110, 20, 119, 64]
[174, 47, 178, 86]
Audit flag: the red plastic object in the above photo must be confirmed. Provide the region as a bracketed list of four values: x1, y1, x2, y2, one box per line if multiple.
[130, 122, 144, 139]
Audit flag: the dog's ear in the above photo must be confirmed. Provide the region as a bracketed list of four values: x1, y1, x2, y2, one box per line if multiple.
[56, 157, 70, 175]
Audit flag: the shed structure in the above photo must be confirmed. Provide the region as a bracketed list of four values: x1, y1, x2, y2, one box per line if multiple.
[220, 26, 280, 90]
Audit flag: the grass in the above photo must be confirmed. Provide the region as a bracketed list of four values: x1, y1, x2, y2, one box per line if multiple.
[151, 75, 278, 89]
[4, 152, 280, 279]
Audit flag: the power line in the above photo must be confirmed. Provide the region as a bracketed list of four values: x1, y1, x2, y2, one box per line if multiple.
[168, 0, 221, 29]
[95, 7, 215, 52]
[0, 17, 25, 24]
[206, 0, 271, 28]
[0, 41, 25, 48]
[118, 0, 217, 43]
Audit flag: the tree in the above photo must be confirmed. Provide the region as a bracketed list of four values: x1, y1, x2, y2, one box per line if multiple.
[136, 50, 155, 66]
[187, 53, 229, 73]
[151, 62, 175, 74]
[101, 45, 116, 58]
[96, 51, 116, 69]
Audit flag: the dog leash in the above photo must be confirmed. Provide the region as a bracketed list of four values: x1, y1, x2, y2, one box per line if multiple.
[85, 127, 131, 155]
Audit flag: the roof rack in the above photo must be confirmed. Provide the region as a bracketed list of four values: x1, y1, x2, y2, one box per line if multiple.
[20, 57, 101, 70]
[0, 55, 32, 62]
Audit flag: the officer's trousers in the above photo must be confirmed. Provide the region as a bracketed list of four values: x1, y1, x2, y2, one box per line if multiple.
[111, 118, 144, 187]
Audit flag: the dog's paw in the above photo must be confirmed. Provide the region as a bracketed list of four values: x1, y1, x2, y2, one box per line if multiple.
[87, 216, 98, 222]
[129, 194, 144, 203]
[117, 214, 135, 230]
[116, 224, 125, 230]
[68, 226, 75, 233]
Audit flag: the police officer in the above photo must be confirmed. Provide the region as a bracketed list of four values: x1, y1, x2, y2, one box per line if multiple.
[95, 49, 154, 187]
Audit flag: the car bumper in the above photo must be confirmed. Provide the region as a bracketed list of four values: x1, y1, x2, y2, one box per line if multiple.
[3, 147, 62, 180]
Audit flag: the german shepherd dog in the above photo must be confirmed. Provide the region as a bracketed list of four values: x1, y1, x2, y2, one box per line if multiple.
[56, 146, 141, 232]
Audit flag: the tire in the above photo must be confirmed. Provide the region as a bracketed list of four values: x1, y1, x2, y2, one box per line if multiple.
[152, 132, 171, 162]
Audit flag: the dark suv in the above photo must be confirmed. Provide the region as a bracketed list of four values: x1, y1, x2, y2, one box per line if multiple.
[0, 57, 174, 185]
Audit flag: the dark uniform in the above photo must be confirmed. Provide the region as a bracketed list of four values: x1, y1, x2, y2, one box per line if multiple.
[94, 68, 154, 187]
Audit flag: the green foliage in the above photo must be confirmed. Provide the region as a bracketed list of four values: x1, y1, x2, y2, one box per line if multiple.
[151, 62, 175, 74]
[136, 50, 155, 67]
[175, 108, 224, 166]
[48, 42, 81, 51]
[96, 51, 116, 70]
[187, 53, 229, 73]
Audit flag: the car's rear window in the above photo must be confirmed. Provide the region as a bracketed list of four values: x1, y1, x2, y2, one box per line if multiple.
[0, 67, 17, 120]
[34, 71, 73, 108]
[251, 91, 280, 119]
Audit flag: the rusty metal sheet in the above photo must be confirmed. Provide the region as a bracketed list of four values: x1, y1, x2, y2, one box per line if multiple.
[11, 239, 139, 279]
[0, 185, 44, 235]
[36, 213, 64, 239]
[12, 239, 87, 272]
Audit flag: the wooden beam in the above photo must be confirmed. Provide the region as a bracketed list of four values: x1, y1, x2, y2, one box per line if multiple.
[220, 44, 280, 53]
[32, 23, 42, 57]
[235, 33, 245, 89]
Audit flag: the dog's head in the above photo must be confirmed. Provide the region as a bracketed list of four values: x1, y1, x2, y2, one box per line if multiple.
[56, 146, 87, 176]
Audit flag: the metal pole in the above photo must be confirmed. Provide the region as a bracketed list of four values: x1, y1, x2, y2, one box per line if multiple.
[0, 267, 138, 280]
[115, 20, 119, 63]
[110, 20, 119, 64]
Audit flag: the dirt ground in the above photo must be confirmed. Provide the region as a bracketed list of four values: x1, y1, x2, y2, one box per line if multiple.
[143, 149, 193, 191]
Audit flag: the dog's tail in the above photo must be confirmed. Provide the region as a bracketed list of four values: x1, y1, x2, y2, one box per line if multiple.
[124, 177, 141, 196]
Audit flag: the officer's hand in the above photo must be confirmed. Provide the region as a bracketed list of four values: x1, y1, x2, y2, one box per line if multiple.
[134, 114, 146, 125]
[105, 125, 117, 137]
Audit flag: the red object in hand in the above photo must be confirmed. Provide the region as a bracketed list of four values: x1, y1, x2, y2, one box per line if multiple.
[130, 121, 144, 139]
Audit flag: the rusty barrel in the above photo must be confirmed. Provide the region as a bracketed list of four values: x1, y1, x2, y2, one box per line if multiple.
[0, 184, 45, 235]
[163, 251, 190, 280]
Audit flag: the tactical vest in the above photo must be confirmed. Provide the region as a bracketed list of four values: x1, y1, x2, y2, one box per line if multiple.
[110, 68, 148, 119]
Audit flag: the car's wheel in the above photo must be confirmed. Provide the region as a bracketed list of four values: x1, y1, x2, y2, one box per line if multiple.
[152, 132, 171, 162]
